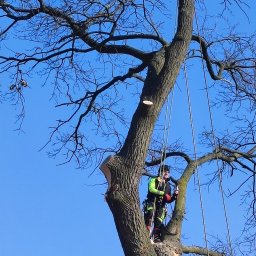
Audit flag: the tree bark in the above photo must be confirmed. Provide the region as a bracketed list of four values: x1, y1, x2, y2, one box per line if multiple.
[103, 1, 195, 255]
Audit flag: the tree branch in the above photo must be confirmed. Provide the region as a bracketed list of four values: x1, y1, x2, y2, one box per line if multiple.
[182, 245, 224, 256]
[145, 151, 191, 166]
[191, 34, 256, 83]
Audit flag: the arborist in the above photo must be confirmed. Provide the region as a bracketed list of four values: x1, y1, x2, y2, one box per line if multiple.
[143, 165, 178, 243]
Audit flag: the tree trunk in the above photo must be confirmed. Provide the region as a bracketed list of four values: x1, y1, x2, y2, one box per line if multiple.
[103, 1, 195, 255]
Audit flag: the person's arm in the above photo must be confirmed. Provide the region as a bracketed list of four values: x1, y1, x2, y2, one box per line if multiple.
[148, 178, 164, 196]
[164, 183, 178, 203]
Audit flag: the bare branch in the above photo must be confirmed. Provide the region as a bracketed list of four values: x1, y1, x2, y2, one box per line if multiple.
[145, 151, 191, 166]
[182, 245, 224, 256]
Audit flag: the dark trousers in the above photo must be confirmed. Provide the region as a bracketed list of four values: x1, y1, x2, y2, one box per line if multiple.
[144, 199, 167, 235]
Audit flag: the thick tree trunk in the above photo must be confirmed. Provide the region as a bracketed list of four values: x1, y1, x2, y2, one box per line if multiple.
[103, 1, 195, 255]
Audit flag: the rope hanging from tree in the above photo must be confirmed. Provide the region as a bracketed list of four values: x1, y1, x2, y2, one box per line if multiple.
[194, 9, 234, 256]
[183, 62, 210, 256]
[159, 90, 175, 174]
[158, 0, 178, 177]
[148, 90, 175, 240]
[148, 1, 178, 238]
[179, 8, 234, 256]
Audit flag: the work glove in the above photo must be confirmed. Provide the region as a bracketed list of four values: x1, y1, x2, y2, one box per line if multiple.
[164, 194, 172, 203]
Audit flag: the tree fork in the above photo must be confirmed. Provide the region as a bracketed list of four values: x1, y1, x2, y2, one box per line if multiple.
[102, 0, 195, 255]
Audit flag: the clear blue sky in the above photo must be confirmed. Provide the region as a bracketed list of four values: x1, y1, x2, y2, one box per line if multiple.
[0, 63, 245, 256]
[0, 2, 255, 256]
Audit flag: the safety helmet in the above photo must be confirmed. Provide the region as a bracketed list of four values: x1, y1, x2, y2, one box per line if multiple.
[158, 165, 170, 176]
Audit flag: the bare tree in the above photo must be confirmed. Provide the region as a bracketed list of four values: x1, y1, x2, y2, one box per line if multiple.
[0, 0, 256, 255]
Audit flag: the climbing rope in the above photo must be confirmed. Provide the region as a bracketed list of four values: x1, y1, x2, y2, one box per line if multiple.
[183, 62, 210, 256]
[148, 89, 175, 239]
[159, 90, 175, 174]
[158, 0, 178, 176]
[194, 9, 234, 256]
[148, 1, 179, 237]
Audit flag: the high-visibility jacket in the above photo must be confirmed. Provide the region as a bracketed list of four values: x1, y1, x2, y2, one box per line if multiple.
[146, 177, 172, 203]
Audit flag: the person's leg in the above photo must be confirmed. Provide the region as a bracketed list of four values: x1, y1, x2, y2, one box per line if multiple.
[144, 201, 154, 231]
[153, 206, 166, 242]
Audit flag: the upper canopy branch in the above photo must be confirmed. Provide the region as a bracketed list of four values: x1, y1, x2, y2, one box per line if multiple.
[191, 34, 224, 80]
[177, 144, 256, 184]
[198, 145, 256, 173]
[221, 146, 256, 160]
[0, 0, 168, 63]
[0, 0, 40, 20]
[0, 46, 95, 71]
[43, 62, 147, 165]
[72, 63, 147, 138]
[145, 151, 192, 166]
[40, 5, 151, 61]
[191, 34, 256, 82]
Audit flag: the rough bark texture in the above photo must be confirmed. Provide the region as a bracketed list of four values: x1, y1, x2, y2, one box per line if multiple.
[104, 1, 195, 255]
[155, 241, 183, 256]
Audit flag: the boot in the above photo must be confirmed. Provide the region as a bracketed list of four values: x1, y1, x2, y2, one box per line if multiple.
[153, 227, 161, 243]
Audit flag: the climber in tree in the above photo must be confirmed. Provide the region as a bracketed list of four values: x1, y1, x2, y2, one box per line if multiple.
[143, 165, 178, 243]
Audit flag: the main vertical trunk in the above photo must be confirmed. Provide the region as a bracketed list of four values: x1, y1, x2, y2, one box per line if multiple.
[105, 1, 195, 255]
